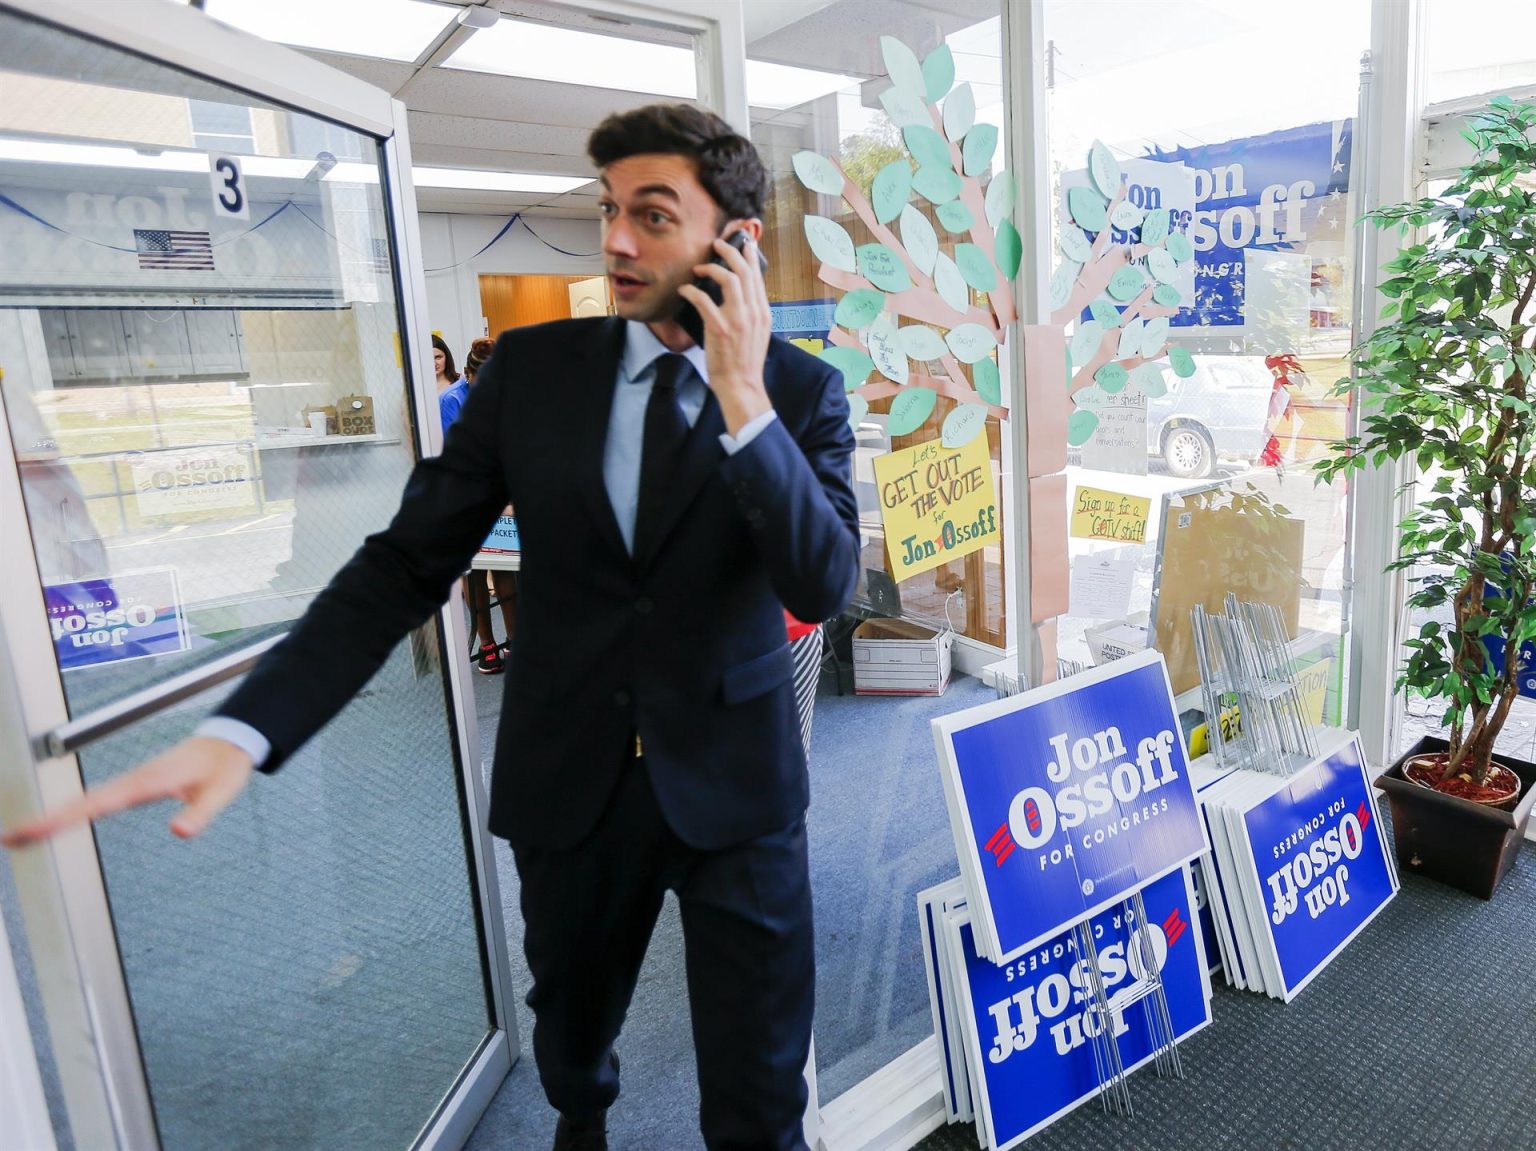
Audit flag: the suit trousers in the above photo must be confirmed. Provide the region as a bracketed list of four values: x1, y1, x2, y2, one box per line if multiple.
[513, 754, 815, 1151]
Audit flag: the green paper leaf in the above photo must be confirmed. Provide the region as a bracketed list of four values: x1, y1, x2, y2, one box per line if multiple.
[962, 123, 998, 177]
[1070, 320, 1104, 365]
[1146, 247, 1178, 284]
[871, 160, 913, 224]
[803, 215, 856, 272]
[857, 243, 913, 292]
[1166, 232, 1193, 262]
[1089, 139, 1121, 198]
[1140, 208, 1169, 246]
[846, 393, 869, 431]
[945, 322, 998, 364]
[834, 289, 885, 330]
[1131, 362, 1168, 398]
[888, 386, 938, 436]
[994, 219, 1022, 281]
[1152, 283, 1183, 308]
[791, 151, 845, 195]
[937, 200, 973, 233]
[1117, 318, 1144, 359]
[922, 42, 956, 103]
[900, 204, 939, 277]
[879, 84, 930, 127]
[1067, 185, 1108, 232]
[866, 317, 910, 384]
[972, 358, 1001, 406]
[1059, 224, 1094, 263]
[1168, 345, 1196, 378]
[1095, 361, 1129, 394]
[1049, 261, 1080, 311]
[913, 165, 963, 204]
[942, 82, 975, 142]
[935, 251, 971, 312]
[1067, 408, 1100, 446]
[904, 124, 953, 171]
[1089, 299, 1121, 328]
[1107, 264, 1145, 301]
[881, 37, 927, 101]
[897, 324, 948, 361]
[1140, 317, 1169, 358]
[1110, 199, 1144, 231]
[942, 402, 989, 447]
[985, 170, 1014, 229]
[955, 242, 997, 292]
[819, 346, 875, 390]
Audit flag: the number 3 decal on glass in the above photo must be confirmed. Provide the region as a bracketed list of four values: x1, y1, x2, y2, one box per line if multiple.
[208, 153, 249, 220]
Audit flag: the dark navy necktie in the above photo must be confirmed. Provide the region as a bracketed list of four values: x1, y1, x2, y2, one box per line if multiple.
[636, 353, 690, 552]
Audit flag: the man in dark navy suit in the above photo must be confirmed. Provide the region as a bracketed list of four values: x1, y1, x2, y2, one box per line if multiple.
[5, 104, 860, 1151]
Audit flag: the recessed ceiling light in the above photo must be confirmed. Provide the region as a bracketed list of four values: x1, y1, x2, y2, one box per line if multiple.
[445, 18, 697, 98]
[201, 0, 457, 63]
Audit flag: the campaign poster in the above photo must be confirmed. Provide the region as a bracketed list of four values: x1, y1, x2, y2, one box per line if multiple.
[951, 867, 1211, 1150]
[44, 567, 190, 671]
[131, 445, 257, 518]
[1230, 731, 1397, 1001]
[874, 435, 999, 581]
[933, 649, 1208, 963]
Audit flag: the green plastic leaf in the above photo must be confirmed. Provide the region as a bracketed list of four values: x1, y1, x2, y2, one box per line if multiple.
[1088, 139, 1121, 198]
[942, 402, 989, 447]
[1152, 283, 1183, 308]
[1059, 224, 1094, 264]
[972, 358, 1001, 406]
[1070, 320, 1104, 365]
[857, 243, 913, 293]
[846, 393, 870, 431]
[962, 123, 998, 176]
[1089, 299, 1121, 328]
[1140, 208, 1169, 246]
[881, 37, 927, 101]
[1066, 408, 1100, 446]
[1146, 247, 1178, 284]
[1049, 260, 1080, 311]
[985, 170, 1014, 229]
[1107, 264, 1145, 301]
[899, 204, 939, 277]
[803, 215, 856, 272]
[942, 82, 975, 142]
[791, 151, 845, 195]
[1166, 232, 1193, 262]
[994, 219, 1022, 280]
[1131, 362, 1168, 398]
[834, 289, 885, 330]
[888, 386, 938, 436]
[945, 322, 998, 364]
[1095, 361, 1128, 394]
[955, 243, 997, 292]
[935, 251, 971, 312]
[1140, 317, 1169, 359]
[937, 200, 973, 233]
[871, 160, 913, 224]
[866, 317, 910, 384]
[897, 324, 948, 361]
[1067, 185, 1108, 232]
[913, 165, 963, 204]
[1168, 345, 1196, 378]
[922, 42, 956, 103]
[879, 84, 930, 127]
[904, 124, 953, 170]
[820, 346, 875, 390]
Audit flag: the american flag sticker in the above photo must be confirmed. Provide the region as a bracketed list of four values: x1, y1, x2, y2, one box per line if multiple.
[134, 229, 214, 271]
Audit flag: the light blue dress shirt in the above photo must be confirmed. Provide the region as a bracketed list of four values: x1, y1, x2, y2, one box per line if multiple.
[201, 319, 777, 769]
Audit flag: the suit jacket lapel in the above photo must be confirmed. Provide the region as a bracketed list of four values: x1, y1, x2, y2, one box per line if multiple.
[576, 317, 630, 562]
[634, 389, 725, 570]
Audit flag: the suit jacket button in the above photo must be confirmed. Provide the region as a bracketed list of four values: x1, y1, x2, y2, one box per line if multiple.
[634, 596, 653, 615]
[613, 689, 631, 707]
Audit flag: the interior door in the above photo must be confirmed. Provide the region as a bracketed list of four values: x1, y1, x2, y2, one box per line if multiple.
[0, 3, 515, 1148]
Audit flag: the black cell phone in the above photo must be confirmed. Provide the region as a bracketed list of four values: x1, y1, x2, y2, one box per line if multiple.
[673, 229, 769, 346]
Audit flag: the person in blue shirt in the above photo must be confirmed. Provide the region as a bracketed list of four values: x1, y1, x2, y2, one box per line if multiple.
[434, 333, 468, 426]
[453, 336, 516, 674]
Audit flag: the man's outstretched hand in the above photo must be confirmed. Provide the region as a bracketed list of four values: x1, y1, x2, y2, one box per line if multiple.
[2, 737, 253, 847]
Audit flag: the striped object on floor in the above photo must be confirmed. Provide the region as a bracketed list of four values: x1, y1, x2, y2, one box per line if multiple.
[790, 626, 822, 758]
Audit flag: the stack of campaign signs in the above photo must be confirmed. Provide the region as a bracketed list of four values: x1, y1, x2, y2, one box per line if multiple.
[1191, 729, 1398, 1001]
[926, 650, 1214, 1148]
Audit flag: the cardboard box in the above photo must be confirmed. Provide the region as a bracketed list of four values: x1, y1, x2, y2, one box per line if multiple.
[1085, 610, 1149, 665]
[337, 394, 376, 436]
[301, 404, 337, 435]
[853, 618, 952, 696]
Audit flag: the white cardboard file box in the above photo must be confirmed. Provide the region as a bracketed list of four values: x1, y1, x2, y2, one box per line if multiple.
[1085, 610, 1150, 666]
[853, 618, 953, 696]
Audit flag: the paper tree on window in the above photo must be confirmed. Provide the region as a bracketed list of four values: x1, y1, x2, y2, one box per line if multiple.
[1049, 141, 1198, 447]
[791, 36, 1018, 447]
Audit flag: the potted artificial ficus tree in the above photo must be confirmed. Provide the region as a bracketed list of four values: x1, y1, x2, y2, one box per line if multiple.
[1319, 95, 1536, 898]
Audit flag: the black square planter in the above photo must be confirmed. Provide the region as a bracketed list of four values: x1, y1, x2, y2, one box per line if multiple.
[1377, 735, 1536, 899]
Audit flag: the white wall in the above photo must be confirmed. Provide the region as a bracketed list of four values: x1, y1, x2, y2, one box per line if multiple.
[418, 212, 603, 365]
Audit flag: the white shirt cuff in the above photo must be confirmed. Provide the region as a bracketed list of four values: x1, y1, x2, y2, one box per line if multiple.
[719, 409, 778, 455]
[195, 717, 271, 769]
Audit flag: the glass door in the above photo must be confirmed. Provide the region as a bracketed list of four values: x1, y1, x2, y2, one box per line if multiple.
[0, 2, 514, 1148]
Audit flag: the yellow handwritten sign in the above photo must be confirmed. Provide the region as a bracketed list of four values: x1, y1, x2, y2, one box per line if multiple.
[874, 434, 998, 581]
[1070, 485, 1150, 543]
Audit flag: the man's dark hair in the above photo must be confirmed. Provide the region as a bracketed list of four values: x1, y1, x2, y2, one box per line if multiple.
[587, 103, 768, 220]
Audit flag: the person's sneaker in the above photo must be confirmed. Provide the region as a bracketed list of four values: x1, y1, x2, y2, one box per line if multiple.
[476, 643, 504, 675]
[551, 1112, 607, 1151]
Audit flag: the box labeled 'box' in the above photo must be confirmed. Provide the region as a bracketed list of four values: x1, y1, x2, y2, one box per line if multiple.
[853, 618, 952, 696]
